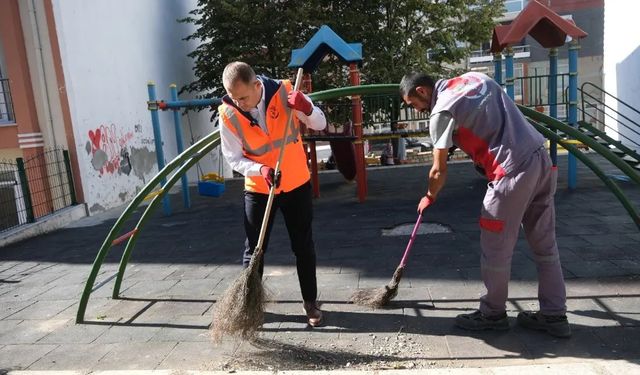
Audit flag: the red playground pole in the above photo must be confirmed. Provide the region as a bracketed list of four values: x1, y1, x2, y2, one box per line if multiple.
[349, 63, 367, 202]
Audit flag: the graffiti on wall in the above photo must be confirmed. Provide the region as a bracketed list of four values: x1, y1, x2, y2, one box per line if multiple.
[85, 124, 134, 176]
[83, 123, 159, 208]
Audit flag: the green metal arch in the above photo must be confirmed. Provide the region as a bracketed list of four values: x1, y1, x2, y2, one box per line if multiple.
[111, 136, 221, 299]
[76, 131, 220, 323]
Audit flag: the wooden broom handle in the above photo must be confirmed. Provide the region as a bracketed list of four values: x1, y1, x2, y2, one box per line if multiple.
[254, 68, 305, 255]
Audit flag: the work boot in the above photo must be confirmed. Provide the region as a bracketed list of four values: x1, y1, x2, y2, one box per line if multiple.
[455, 310, 510, 331]
[303, 301, 323, 327]
[517, 311, 571, 338]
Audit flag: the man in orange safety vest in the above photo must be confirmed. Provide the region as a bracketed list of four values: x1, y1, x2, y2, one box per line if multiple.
[219, 62, 327, 327]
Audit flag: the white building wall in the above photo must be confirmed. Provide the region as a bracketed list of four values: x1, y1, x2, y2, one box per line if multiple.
[603, 0, 640, 152]
[52, 0, 222, 214]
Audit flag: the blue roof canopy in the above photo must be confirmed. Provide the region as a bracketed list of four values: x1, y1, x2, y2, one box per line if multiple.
[288, 25, 363, 72]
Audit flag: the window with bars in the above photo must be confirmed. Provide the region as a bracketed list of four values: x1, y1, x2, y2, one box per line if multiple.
[0, 78, 14, 124]
[0, 38, 14, 125]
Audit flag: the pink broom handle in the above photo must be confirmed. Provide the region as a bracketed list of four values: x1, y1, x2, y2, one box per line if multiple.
[399, 213, 423, 268]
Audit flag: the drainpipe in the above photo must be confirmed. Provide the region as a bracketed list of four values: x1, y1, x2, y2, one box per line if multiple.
[28, 0, 57, 149]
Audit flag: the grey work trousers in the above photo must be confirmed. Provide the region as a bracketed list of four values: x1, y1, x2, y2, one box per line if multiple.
[479, 148, 567, 316]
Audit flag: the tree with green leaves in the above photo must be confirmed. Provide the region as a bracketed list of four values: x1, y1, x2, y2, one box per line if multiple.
[180, 0, 505, 97]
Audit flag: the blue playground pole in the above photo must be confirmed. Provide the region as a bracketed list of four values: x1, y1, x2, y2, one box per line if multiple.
[170, 84, 191, 209]
[548, 47, 558, 166]
[505, 47, 515, 100]
[160, 98, 220, 110]
[493, 53, 503, 86]
[147, 82, 172, 216]
[568, 40, 579, 189]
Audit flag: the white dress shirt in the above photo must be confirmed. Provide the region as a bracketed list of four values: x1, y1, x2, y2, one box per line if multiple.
[221, 81, 327, 177]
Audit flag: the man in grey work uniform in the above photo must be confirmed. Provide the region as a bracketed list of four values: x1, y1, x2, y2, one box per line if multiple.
[400, 71, 570, 338]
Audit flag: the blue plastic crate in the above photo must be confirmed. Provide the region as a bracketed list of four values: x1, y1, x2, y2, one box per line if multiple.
[198, 180, 225, 197]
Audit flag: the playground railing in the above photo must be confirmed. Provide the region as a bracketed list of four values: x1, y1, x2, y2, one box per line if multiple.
[579, 82, 640, 150]
[512, 73, 570, 110]
[311, 92, 429, 139]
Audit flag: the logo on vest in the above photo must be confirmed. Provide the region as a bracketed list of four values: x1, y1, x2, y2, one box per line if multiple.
[446, 75, 487, 99]
[269, 106, 280, 120]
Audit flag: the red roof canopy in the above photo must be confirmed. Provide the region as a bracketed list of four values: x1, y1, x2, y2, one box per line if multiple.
[491, 0, 588, 53]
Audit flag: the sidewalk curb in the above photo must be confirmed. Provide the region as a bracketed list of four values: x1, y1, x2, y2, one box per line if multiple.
[6, 360, 640, 374]
[0, 204, 88, 247]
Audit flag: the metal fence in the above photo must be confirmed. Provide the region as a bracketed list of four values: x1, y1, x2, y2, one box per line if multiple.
[0, 78, 15, 124]
[315, 93, 430, 136]
[0, 148, 76, 232]
[512, 73, 570, 121]
[313, 76, 573, 136]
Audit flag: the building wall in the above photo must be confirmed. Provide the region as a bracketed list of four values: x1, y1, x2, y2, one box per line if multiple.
[51, 0, 219, 214]
[469, 0, 605, 127]
[603, 0, 640, 151]
[546, 0, 604, 13]
[0, 148, 22, 161]
[473, 1, 603, 76]
[18, 0, 69, 151]
[0, 0, 42, 153]
[528, 5, 603, 61]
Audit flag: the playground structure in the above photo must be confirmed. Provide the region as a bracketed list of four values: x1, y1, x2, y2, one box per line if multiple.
[145, 82, 222, 216]
[489, 0, 639, 185]
[289, 25, 430, 202]
[75, 1, 640, 323]
[490, 0, 587, 189]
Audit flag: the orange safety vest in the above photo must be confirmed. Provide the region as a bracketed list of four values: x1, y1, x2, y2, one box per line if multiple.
[219, 80, 310, 194]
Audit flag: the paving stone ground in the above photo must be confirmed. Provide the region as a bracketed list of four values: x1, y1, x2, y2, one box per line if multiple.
[0, 154, 639, 372]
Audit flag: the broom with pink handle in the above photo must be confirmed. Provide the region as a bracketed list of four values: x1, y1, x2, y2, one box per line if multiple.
[350, 213, 423, 307]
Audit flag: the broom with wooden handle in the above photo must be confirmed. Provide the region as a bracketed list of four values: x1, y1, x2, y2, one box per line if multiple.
[211, 68, 305, 342]
[350, 213, 423, 307]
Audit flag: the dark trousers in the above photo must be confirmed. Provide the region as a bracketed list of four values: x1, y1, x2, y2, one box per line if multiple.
[243, 182, 317, 302]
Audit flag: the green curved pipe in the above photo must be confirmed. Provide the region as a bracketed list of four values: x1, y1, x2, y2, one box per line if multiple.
[76, 130, 220, 323]
[519, 105, 640, 185]
[528, 119, 640, 229]
[112, 136, 221, 299]
[308, 84, 399, 101]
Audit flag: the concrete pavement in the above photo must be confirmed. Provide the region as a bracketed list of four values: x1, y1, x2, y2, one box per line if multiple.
[0, 154, 639, 372]
[6, 360, 640, 374]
